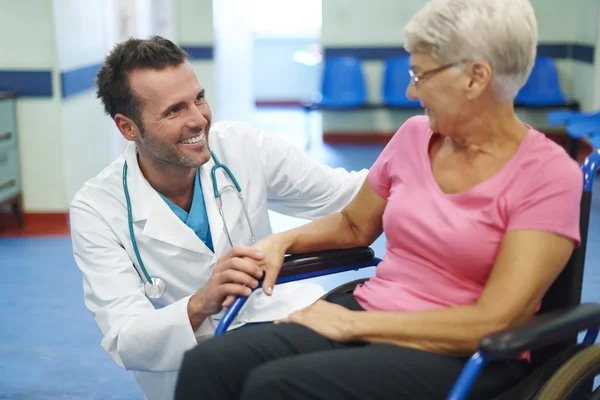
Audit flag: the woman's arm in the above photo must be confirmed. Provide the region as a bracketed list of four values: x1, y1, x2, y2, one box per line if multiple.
[282, 178, 387, 252]
[257, 178, 387, 293]
[343, 229, 575, 356]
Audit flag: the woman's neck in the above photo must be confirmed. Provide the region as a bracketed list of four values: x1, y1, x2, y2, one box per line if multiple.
[447, 104, 528, 157]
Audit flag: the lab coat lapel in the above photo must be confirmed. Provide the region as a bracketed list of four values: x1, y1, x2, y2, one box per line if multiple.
[124, 144, 214, 256]
[200, 153, 244, 257]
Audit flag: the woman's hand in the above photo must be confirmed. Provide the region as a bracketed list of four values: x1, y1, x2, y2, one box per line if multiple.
[253, 234, 289, 296]
[275, 300, 356, 342]
[221, 234, 288, 308]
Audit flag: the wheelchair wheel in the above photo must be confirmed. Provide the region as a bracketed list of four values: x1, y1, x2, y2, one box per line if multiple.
[535, 344, 600, 399]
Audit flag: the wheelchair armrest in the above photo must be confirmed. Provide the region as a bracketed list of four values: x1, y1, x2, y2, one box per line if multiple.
[214, 247, 378, 336]
[479, 303, 600, 360]
[278, 247, 375, 278]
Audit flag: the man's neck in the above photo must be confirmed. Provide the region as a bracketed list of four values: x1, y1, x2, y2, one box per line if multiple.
[137, 154, 196, 211]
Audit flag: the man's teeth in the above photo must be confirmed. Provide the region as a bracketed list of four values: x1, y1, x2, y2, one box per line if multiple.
[180, 134, 205, 145]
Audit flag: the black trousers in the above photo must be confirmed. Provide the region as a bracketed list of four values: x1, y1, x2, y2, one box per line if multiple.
[175, 293, 528, 399]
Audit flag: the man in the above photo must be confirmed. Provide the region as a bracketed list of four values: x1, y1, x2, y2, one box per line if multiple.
[69, 36, 367, 400]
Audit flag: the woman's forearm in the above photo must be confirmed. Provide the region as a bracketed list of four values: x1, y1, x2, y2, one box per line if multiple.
[279, 211, 367, 254]
[274, 178, 386, 255]
[347, 306, 522, 356]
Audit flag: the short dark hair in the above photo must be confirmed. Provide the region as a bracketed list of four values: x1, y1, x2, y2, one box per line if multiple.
[95, 35, 189, 129]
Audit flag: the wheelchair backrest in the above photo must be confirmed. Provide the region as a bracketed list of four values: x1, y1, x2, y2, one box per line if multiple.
[531, 151, 598, 369]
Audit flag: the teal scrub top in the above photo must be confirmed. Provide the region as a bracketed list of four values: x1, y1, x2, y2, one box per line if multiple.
[159, 169, 214, 252]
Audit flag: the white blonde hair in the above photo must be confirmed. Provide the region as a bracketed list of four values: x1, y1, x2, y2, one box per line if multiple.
[403, 0, 538, 99]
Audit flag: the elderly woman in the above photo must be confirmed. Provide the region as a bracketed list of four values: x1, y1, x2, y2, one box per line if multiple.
[175, 0, 583, 399]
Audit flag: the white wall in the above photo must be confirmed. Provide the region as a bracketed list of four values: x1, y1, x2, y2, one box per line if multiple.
[0, 0, 67, 211]
[252, 37, 321, 102]
[322, 1, 424, 47]
[571, 0, 598, 112]
[176, 0, 216, 117]
[53, 0, 108, 71]
[212, 0, 254, 122]
[53, 0, 118, 205]
[0, 0, 57, 69]
[0, 0, 177, 211]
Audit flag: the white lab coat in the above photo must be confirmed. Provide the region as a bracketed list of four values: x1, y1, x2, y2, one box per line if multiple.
[69, 121, 368, 400]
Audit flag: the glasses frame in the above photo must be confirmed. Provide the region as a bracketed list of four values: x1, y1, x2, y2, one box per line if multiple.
[408, 60, 469, 85]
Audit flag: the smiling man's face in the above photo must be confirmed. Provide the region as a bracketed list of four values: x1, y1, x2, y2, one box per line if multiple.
[129, 61, 213, 168]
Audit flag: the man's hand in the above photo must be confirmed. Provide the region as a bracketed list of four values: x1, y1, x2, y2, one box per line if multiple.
[187, 246, 264, 331]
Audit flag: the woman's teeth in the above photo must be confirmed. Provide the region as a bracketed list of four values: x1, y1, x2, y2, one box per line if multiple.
[180, 134, 205, 144]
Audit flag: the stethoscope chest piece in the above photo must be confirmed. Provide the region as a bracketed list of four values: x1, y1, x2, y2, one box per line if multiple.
[144, 278, 166, 299]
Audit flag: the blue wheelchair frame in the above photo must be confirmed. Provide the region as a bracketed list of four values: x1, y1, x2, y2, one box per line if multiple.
[214, 149, 600, 400]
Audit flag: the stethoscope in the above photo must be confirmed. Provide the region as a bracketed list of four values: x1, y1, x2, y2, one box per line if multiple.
[122, 150, 256, 299]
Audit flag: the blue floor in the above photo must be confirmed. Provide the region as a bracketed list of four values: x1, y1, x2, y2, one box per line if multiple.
[2, 108, 600, 398]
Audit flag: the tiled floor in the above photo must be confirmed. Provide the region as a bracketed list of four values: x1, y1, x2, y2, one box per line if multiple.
[1, 108, 600, 399]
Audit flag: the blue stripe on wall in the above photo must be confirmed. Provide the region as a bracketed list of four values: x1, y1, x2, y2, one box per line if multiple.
[324, 47, 408, 60]
[537, 44, 570, 59]
[572, 44, 595, 64]
[324, 43, 594, 64]
[61, 63, 102, 99]
[181, 46, 214, 60]
[0, 70, 53, 97]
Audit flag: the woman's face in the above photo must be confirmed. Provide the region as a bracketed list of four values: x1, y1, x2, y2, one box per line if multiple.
[406, 52, 478, 135]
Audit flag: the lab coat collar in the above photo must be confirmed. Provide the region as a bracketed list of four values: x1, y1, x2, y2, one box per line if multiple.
[122, 143, 213, 256]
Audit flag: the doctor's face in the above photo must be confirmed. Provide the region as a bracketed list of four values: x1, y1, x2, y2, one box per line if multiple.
[128, 62, 212, 168]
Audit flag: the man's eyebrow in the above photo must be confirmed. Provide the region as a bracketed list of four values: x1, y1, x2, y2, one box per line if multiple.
[160, 90, 206, 117]
[160, 101, 186, 117]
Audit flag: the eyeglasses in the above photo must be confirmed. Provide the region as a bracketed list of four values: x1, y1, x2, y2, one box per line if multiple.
[408, 60, 468, 85]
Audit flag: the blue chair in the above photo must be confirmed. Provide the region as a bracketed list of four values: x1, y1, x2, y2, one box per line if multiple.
[547, 110, 600, 126]
[381, 56, 421, 108]
[567, 119, 600, 140]
[589, 134, 600, 149]
[315, 56, 367, 109]
[216, 150, 600, 399]
[515, 56, 568, 107]
[546, 111, 600, 160]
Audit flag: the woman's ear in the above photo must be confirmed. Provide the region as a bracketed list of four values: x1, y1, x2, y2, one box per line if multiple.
[466, 61, 493, 100]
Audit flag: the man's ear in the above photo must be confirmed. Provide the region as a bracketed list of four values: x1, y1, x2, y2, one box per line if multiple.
[465, 61, 493, 101]
[115, 114, 140, 141]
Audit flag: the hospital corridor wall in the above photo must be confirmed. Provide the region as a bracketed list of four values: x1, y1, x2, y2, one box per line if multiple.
[1, 0, 600, 398]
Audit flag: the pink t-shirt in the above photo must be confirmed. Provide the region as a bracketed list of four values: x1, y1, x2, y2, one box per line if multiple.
[353, 116, 583, 313]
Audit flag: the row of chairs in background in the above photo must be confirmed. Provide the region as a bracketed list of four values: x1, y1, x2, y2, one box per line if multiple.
[304, 54, 580, 110]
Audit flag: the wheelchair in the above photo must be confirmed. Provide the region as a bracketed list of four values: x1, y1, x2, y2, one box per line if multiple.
[215, 148, 600, 400]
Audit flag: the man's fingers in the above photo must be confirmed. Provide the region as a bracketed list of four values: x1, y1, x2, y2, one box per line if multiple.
[222, 295, 236, 308]
[230, 257, 265, 279]
[219, 283, 253, 299]
[228, 246, 264, 261]
[219, 269, 260, 289]
[219, 257, 264, 280]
